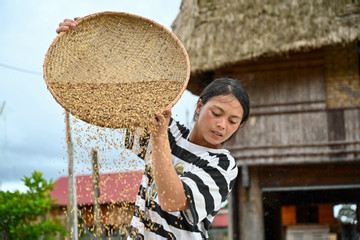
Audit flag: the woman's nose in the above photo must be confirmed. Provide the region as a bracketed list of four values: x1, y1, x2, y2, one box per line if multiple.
[216, 118, 225, 129]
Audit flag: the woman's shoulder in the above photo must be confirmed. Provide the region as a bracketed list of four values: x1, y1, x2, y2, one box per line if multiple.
[200, 150, 237, 178]
[207, 149, 235, 166]
[169, 117, 191, 140]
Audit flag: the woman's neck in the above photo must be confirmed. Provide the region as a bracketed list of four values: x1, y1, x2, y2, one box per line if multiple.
[188, 125, 224, 149]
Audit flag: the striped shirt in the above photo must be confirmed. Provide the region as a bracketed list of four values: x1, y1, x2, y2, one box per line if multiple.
[128, 118, 238, 239]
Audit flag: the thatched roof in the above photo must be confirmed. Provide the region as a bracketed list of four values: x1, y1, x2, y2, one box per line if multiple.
[172, 0, 360, 78]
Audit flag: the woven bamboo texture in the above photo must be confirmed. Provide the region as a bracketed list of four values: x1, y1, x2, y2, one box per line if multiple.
[44, 11, 190, 129]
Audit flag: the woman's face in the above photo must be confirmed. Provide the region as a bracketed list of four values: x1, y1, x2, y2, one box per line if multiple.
[190, 94, 244, 149]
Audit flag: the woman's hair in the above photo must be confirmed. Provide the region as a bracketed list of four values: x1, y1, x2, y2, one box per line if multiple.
[194, 78, 250, 126]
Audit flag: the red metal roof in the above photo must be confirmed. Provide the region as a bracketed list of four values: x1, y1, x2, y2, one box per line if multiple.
[211, 208, 229, 228]
[50, 171, 143, 206]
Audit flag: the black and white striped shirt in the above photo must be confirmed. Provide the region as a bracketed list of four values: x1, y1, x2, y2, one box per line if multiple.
[128, 118, 238, 239]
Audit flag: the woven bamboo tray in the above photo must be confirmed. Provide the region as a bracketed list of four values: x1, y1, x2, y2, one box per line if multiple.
[43, 11, 190, 129]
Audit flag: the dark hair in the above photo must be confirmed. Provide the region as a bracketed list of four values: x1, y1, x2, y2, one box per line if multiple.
[194, 78, 250, 126]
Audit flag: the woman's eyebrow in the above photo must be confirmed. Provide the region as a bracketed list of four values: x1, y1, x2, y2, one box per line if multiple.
[213, 105, 225, 113]
[231, 115, 242, 119]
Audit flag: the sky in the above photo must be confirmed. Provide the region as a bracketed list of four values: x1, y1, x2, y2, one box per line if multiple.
[0, 0, 199, 192]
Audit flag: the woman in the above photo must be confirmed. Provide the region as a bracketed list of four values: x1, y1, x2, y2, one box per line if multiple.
[57, 19, 250, 239]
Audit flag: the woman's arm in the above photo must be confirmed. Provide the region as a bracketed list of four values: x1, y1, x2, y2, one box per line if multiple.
[151, 108, 189, 212]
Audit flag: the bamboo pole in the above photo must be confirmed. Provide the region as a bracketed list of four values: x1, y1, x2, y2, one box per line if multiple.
[91, 149, 102, 238]
[65, 111, 78, 239]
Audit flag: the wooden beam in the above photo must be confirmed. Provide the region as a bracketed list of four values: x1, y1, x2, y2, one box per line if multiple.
[228, 177, 240, 240]
[239, 167, 265, 240]
[228, 140, 360, 151]
[258, 163, 360, 188]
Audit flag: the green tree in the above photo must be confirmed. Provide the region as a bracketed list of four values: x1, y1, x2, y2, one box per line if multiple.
[337, 204, 357, 224]
[0, 171, 66, 239]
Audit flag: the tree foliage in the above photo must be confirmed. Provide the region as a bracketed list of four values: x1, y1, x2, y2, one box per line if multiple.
[337, 204, 358, 224]
[0, 171, 66, 239]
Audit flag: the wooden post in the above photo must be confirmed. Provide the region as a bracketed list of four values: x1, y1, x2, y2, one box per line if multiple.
[91, 149, 102, 238]
[65, 111, 78, 239]
[239, 166, 264, 240]
[228, 176, 240, 240]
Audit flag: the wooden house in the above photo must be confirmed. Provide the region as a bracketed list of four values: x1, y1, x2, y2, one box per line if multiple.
[172, 0, 360, 239]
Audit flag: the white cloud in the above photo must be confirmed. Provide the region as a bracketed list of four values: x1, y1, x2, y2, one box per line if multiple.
[1, 181, 28, 193]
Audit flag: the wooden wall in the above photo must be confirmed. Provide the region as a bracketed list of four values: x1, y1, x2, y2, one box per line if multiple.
[80, 203, 134, 226]
[215, 47, 360, 166]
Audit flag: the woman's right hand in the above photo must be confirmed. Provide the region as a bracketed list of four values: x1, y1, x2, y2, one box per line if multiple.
[56, 18, 79, 34]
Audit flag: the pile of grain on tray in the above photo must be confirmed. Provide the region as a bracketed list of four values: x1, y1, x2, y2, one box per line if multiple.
[50, 80, 183, 130]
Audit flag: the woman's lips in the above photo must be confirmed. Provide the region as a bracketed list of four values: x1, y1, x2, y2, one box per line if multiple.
[211, 131, 223, 138]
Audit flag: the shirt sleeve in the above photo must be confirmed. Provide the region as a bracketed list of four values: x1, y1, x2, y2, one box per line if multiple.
[180, 155, 238, 225]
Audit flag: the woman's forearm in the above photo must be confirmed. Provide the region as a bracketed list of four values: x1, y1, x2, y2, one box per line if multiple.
[152, 133, 189, 212]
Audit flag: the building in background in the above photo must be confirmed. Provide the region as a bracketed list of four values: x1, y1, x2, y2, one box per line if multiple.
[50, 171, 143, 238]
[172, 1, 360, 239]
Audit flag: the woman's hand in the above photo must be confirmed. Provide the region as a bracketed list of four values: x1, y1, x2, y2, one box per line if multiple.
[56, 17, 79, 34]
[152, 107, 172, 139]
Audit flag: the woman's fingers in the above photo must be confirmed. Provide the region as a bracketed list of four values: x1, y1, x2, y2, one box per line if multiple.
[155, 108, 172, 122]
[56, 18, 78, 34]
[152, 108, 172, 136]
[164, 107, 172, 119]
[155, 111, 165, 123]
[56, 25, 69, 34]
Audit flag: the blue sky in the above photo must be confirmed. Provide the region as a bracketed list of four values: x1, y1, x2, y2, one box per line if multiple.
[0, 0, 198, 192]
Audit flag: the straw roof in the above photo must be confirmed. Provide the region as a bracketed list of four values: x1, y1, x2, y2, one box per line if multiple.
[172, 0, 360, 77]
